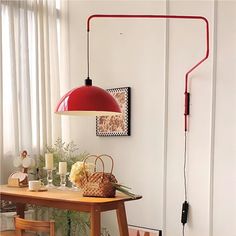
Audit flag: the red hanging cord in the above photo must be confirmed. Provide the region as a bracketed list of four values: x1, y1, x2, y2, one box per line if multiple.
[87, 14, 210, 131]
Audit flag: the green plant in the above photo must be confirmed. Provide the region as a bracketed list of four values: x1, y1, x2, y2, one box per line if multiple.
[32, 206, 90, 236]
[29, 138, 90, 236]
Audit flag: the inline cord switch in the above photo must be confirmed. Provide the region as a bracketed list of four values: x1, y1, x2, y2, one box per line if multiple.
[181, 201, 189, 225]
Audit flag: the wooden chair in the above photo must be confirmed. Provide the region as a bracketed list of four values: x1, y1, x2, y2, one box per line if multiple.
[0, 216, 55, 236]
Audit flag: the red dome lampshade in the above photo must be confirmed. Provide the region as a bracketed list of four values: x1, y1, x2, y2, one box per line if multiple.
[55, 25, 121, 116]
[55, 85, 121, 116]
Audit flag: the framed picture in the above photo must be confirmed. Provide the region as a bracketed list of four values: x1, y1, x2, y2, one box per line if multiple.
[96, 87, 131, 136]
[128, 225, 161, 236]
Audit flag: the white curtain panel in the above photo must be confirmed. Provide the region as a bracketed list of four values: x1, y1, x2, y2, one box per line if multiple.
[0, 0, 69, 183]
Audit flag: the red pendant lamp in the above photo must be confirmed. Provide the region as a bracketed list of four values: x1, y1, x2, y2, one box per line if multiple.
[55, 78, 121, 115]
[56, 14, 209, 124]
[55, 30, 121, 116]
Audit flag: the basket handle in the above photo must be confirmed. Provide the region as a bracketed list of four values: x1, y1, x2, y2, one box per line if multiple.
[83, 155, 105, 181]
[96, 154, 114, 175]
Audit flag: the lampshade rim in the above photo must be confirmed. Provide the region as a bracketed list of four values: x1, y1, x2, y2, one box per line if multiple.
[55, 110, 122, 116]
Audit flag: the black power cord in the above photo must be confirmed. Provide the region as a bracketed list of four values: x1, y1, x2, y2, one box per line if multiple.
[183, 131, 188, 202]
[181, 131, 189, 236]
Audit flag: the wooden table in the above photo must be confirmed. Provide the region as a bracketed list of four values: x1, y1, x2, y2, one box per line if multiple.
[0, 185, 141, 236]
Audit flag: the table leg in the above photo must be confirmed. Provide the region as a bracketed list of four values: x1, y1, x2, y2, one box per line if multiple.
[90, 206, 101, 236]
[116, 202, 129, 236]
[16, 203, 25, 218]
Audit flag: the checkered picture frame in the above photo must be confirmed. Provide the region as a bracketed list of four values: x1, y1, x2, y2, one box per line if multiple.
[96, 87, 131, 136]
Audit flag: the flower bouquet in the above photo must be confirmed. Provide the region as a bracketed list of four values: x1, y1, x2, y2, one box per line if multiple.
[69, 161, 94, 188]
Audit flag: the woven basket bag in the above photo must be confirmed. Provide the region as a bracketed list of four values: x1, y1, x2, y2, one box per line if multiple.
[81, 154, 117, 198]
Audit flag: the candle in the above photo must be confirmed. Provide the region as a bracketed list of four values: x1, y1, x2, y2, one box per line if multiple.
[59, 162, 67, 174]
[45, 153, 54, 169]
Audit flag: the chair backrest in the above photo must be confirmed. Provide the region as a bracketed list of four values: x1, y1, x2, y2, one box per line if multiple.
[14, 216, 55, 236]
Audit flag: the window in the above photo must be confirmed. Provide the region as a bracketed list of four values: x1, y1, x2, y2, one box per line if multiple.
[1, 0, 61, 153]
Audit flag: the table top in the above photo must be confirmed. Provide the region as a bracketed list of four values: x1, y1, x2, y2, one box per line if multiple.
[0, 185, 141, 212]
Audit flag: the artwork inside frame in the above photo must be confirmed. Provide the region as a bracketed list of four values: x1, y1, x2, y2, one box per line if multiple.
[96, 87, 131, 137]
[128, 225, 161, 236]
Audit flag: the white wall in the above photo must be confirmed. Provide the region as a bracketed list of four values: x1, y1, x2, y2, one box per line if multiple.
[68, 1, 236, 236]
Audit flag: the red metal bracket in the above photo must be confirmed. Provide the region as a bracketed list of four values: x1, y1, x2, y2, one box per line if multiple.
[87, 14, 209, 131]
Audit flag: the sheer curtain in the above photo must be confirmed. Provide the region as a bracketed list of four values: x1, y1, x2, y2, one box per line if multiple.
[0, 0, 69, 183]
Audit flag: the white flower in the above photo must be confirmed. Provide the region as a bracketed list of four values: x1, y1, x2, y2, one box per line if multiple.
[69, 161, 94, 187]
